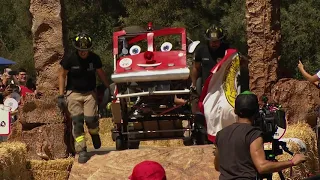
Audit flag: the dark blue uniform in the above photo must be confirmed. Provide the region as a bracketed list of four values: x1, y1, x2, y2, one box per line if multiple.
[194, 42, 229, 84]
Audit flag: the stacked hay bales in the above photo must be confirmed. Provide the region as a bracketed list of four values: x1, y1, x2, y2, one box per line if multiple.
[4, 92, 75, 180]
[0, 141, 74, 180]
[8, 92, 72, 160]
[0, 142, 30, 180]
[85, 118, 184, 148]
[273, 122, 319, 180]
[27, 158, 74, 180]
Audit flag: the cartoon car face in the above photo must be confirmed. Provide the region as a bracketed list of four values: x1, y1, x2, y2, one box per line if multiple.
[111, 24, 190, 83]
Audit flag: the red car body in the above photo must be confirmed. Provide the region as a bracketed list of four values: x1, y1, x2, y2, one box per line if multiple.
[111, 24, 190, 85]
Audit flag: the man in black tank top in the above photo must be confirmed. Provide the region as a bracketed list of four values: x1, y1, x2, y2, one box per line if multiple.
[213, 91, 306, 179]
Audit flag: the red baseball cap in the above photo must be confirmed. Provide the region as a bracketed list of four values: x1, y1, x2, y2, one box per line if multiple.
[129, 160, 166, 180]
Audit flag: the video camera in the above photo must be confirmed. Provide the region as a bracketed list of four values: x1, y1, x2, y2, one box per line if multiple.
[253, 96, 293, 180]
[253, 96, 287, 143]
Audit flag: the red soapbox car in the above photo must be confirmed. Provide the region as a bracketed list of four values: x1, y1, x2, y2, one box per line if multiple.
[109, 23, 201, 150]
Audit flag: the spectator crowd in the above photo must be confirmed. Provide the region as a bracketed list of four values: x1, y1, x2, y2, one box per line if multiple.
[0, 67, 37, 142]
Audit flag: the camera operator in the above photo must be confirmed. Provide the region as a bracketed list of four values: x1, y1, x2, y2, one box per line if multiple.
[213, 91, 306, 179]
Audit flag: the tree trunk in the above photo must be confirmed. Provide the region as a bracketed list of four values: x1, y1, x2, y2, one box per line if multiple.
[246, 0, 281, 100]
[30, 0, 65, 92]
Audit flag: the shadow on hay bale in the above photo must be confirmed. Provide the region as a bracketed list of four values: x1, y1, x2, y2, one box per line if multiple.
[273, 122, 319, 180]
[84, 118, 184, 148]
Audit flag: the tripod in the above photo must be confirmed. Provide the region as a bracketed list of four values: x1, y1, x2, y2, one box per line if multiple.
[257, 140, 294, 180]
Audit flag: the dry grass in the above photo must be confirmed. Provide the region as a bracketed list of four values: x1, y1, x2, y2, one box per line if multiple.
[27, 158, 74, 180]
[0, 141, 74, 180]
[0, 141, 30, 180]
[140, 139, 184, 147]
[85, 118, 184, 148]
[85, 118, 116, 147]
[273, 122, 319, 180]
[27, 158, 74, 171]
[29, 170, 69, 180]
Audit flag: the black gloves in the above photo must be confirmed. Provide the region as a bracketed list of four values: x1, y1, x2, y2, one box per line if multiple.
[99, 87, 111, 107]
[57, 95, 67, 110]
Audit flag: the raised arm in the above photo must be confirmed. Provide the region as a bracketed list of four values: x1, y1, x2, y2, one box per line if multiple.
[298, 60, 319, 83]
[250, 137, 306, 174]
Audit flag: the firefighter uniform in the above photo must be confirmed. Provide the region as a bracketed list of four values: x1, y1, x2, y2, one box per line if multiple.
[59, 33, 103, 163]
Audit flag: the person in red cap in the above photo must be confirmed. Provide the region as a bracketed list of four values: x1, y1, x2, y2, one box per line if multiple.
[129, 160, 166, 180]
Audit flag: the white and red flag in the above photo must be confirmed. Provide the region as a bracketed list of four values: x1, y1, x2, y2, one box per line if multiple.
[198, 49, 241, 143]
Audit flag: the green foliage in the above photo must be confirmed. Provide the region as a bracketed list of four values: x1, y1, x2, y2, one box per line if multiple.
[0, 0, 34, 77]
[63, 1, 116, 70]
[280, 0, 320, 79]
[120, 0, 248, 60]
[1, 0, 320, 82]
[120, 0, 225, 41]
[220, 0, 247, 54]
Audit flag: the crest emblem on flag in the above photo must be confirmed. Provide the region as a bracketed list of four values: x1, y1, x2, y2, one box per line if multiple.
[222, 54, 241, 108]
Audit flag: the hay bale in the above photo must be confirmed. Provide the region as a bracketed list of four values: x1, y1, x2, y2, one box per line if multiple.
[9, 93, 71, 160]
[27, 158, 74, 171]
[30, 170, 69, 180]
[20, 123, 69, 160]
[27, 158, 74, 180]
[20, 93, 64, 124]
[0, 142, 30, 180]
[85, 118, 115, 147]
[141, 139, 184, 147]
[273, 122, 319, 180]
[85, 118, 184, 148]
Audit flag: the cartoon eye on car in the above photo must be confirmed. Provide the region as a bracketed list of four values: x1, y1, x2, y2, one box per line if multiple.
[111, 23, 190, 83]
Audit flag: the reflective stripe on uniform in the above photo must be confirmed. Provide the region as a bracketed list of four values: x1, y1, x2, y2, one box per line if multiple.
[75, 135, 85, 142]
